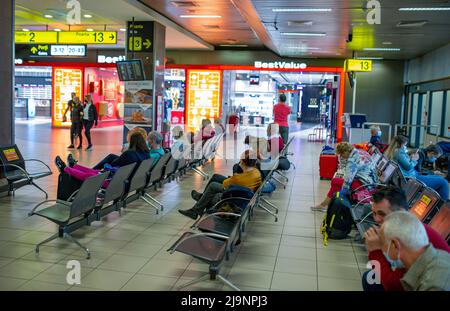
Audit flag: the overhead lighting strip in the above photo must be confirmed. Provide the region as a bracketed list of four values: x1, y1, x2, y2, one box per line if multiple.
[280, 32, 326, 37]
[399, 7, 450, 11]
[363, 48, 401, 51]
[272, 8, 332, 12]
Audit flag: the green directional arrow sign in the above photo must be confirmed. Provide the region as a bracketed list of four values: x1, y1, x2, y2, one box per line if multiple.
[143, 39, 152, 49]
[30, 46, 38, 54]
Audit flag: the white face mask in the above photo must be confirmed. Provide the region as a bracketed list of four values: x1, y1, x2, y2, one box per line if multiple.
[383, 240, 405, 271]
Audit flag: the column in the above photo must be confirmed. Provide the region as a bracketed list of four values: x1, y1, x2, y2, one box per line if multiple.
[0, 0, 14, 145]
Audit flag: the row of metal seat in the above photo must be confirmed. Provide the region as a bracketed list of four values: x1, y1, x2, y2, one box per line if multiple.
[166, 137, 295, 291]
[351, 145, 450, 243]
[28, 133, 225, 259]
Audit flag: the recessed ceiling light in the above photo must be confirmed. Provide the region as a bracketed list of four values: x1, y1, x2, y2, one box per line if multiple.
[180, 15, 221, 18]
[356, 57, 384, 60]
[84, 14, 93, 18]
[382, 41, 392, 45]
[53, 28, 61, 32]
[280, 32, 326, 37]
[120, 28, 127, 32]
[22, 28, 30, 32]
[272, 8, 332, 12]
[286, 46, 321, 50]
[363, 48, 401, 51]
[86, 28, 94, 32]
[399, 7, 450, 11]
[219, 44, 248, 47]
[44, 14, 53, 18]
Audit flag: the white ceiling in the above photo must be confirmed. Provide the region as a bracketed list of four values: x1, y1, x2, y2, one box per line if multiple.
[14, 0, 210, 49]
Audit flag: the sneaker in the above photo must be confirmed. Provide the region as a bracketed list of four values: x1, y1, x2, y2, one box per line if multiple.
[310, 205, 328, 212]
[76, 145, 82, 150]
[191, 190, 202, 201]
[67, 145, 75, 149]
[55, 156, 67, 173]
[178, 208, 199, 220]
[67, 154, 77, 168]
[86, 144, 93, 151]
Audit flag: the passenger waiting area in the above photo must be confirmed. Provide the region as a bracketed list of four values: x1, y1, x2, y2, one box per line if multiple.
[0, 124, 449, 291]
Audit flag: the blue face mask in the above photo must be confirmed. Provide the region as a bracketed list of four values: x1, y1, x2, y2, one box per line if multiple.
[428, 156, 437, 163]
[383, 240, 405, 271]
[377, 131, 382, 137]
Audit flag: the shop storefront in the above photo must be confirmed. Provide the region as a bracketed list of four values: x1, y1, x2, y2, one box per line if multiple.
[164, 62, 346, 141]
[15, 62, 124, 128]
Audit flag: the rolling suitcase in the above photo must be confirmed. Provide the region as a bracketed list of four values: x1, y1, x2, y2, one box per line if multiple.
[319, 154, 338, 180]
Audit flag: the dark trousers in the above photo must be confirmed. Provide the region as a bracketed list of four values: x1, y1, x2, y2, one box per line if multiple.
[93, 154, 119, 170]
[83, 120, 94, 146]
[193, 173, 228, 214]
[279, 126, 289, 145]
[70, 122, 83, 146]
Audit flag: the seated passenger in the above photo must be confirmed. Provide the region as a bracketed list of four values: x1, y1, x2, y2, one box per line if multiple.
[385, 135, 449, 200]
[311, 142, 378, 212]
[369, 125, 382, 145]
[380, 211, 450, 291]
[147, 130, 165, 166]
[193, 118, 215, 143]
[362, 186, 450, 291]
[437, 141, 450, 181]
[214, 118, 225, 136]
[178, 150, 262, 220]
[170, 126, 188, 159]
[414, 143, 443, 174]
[54, 132, 150, 184]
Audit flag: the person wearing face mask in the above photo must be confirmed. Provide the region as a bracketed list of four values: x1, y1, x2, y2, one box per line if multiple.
[369, 125, 383, 145]
[312, 142, 378, 211]
[362, 186, 450, 291]
[414, 144, 443, 174]
[379, 211, 450, 291]
[385, 135, 449, 200]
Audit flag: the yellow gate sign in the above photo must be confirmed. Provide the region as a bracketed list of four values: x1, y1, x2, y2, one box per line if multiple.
[58, 31, 117, 44]
[346, 59, 373, 72]
[15, 31, 58, 44]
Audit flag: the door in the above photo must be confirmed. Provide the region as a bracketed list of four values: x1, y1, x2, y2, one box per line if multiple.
[410, 93, 419, 147]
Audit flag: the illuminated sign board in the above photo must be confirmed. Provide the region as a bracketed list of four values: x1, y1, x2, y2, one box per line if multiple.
[15, 31, 117, 44]
[186, 70, 222, 131]
[52, 68, 83, 127]
[50, 45, 86, 56]
[346, 59, 373, 72]
[58, 31, 117, 44]
[98, 55, 126, 63]
[254, 61, 307, 69]
[15, 31, 58, 44]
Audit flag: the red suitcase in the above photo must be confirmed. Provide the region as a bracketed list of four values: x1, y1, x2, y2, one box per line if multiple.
[319, 154, 338, 180]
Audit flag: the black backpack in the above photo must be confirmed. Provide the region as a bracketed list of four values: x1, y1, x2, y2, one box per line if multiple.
[321, 192, 354, 246]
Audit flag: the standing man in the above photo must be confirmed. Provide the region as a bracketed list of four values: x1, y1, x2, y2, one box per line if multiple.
[82, 94, 98, 151]
[64, 96, 84, 149]
[273, 93, 291, 145]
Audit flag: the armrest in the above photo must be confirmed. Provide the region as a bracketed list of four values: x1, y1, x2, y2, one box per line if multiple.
[190, 197, 250, 227]
[350, 183, 385, 194]
[167, 232, 229, 254]
[67, 189, 80, 202]
[351, 196, 373, 210]
[28, 199, 70, 216]
[192, 211, 242, 229]
[23, 159, 52, 173]
[0, 163, 30, 179]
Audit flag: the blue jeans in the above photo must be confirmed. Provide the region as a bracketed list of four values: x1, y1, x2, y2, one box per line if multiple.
[416, 174, 449, 200]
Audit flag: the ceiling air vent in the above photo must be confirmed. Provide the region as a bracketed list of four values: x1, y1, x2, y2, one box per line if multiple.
[396, 20, 428, 27]
[171, 1, 197, 7]
[288, 20, 313, 27]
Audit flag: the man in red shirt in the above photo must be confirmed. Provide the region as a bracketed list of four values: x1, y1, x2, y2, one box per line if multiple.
[273, 93, 291, 144]
[362, 186, 450, 291]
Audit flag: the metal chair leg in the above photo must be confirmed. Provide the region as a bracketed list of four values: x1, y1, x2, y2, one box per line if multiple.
[144, 193, 164, 211]
[217, 275, 241, 291]
[35, 233, 59, 253]
[64, 233, 91, 259]
[260, 197, 279, 214]
[141, 196, 160, 214]
[177, 273, 210, 290]
[258, 204, 278, 222]
[31, 181, 48, 199]
[272, 176, 287, 189]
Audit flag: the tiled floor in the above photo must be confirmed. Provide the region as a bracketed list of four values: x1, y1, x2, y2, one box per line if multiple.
[0, 122, 366, 291]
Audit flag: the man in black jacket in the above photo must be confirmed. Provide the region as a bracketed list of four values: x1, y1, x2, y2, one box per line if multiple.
[63, 95, 84, 149]
[82, 94, 98, 150]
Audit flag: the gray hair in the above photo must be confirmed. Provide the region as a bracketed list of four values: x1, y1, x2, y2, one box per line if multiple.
[148, 131, 163, 144]
[383, 211, 429, 251]
[370, 125, 380, 132]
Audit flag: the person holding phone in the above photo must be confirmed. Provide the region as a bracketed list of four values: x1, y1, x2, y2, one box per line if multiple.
[65, 96, 84, 149]
[82, 94, 98, 151]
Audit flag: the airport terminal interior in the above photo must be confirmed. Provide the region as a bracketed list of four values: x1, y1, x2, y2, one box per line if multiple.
[0, 0, 449, 292]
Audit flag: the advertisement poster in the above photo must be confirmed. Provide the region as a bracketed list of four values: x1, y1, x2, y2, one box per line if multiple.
[186, 70, 221, 132]
[52, 67, 83, 127]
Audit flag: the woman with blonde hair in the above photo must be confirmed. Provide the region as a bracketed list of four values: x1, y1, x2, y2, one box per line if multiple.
[312, 142, 378, 211]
